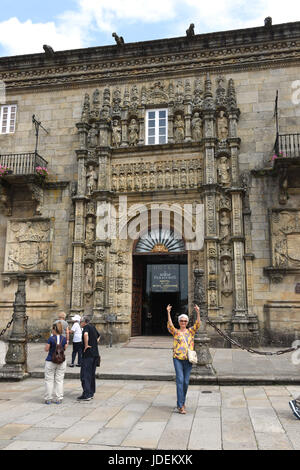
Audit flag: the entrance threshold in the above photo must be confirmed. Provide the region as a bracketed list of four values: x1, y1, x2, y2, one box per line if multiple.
[123, 336, 173, 349]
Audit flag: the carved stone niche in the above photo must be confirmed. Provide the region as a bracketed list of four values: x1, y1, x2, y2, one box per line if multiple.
[2, 218, 57, 286]
[128, 116, 139, 147]
[173, 113, 185, 143]
[220, 256, 233, 296]
[264, 209, 300, 282]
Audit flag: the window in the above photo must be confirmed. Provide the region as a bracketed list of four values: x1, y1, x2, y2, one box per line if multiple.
[146, 109, 168, 145]
[0, 105, 17, 134]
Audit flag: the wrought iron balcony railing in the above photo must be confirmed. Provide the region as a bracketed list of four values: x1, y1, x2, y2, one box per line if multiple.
[0, 152, 48, 176]
[274, 133, 300, 159]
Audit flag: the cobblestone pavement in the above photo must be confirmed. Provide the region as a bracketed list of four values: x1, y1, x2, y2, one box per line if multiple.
[0, 378, 300, 450]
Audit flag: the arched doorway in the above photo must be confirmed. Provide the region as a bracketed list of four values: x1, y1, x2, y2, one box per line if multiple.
[131, 228, 188, 336]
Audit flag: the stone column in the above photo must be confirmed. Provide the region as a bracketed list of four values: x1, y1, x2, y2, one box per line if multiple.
[0, 275, 28, 380]
[190, 269, 215, 380]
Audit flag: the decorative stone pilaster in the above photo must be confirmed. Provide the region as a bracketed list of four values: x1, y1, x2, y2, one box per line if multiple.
[71, 196, 87, 313]
[93, 241, 109, 320]
[138, 105, 145, 145]
[76, 122, 90, 151]
[184, 79, 192, 142]
[230, 189, 248, 316]
[97, 150, 111, 191]
[168, 105, 174, 144]
[76, 150, 88, 196]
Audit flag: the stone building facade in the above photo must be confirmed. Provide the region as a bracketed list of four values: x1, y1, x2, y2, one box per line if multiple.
[0, 19, 300, 346]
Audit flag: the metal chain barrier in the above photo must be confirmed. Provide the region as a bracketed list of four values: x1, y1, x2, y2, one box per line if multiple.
[24, 315, 29, 368]
[0, 315, 14, 338]
[205, 317, 300, 356]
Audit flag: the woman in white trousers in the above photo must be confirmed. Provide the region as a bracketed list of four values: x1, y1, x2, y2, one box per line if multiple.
[44, 322, 68, 404]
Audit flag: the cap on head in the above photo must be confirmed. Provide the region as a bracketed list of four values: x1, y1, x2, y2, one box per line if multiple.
[71, 314, 81, 322]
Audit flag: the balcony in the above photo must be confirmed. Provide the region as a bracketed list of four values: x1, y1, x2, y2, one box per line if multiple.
[0, 152, 48, 180]
[0, 152, 48, 216]
[272, 133, 300, 205]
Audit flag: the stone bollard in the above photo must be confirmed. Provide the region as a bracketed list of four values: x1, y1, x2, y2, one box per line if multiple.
[0, 274, 29, 380]
[190, 269, 215, 381]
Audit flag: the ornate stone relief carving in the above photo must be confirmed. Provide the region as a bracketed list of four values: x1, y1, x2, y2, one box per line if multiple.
[271, 210, 300, 269]
[111, 159, 201, 192]
[4, 219, 51, 273]
[78, 76, 237, 150]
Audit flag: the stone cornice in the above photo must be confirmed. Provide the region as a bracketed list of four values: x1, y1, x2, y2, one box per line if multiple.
[1, 22, 300, 92]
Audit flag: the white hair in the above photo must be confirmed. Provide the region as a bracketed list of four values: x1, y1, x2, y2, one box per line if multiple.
[178, 314, 189, 322]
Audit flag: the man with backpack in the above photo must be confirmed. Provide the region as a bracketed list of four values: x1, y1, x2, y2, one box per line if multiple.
[44, 322, 68, 404]
[77, 316, 100, 401]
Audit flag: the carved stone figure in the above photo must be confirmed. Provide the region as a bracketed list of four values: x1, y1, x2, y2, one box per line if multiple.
[81, 93, 90, 123]
[142, 172, 148, 190]
[191, 113, 202, 141]
[193, 79, 203, 107]
[119, 172, 125, 191]
[220, 210, 231, 241]
[86, 166, 98, 195]
[217, 156, 230, 185]
[87, 123, 98, 148]
[217, 111, 228, 140]
[174, 115, 185, 143]
[85, 217, 95, 244]
[128, 119, 139, 146]
[149, 172, 156, 190]
[112, 32, 125, 45]
[111, 173, 118, 192]
[85, 263, 94, 291]
[274, 238, 288, 267]
[221, 258, 232, 290]
[186, 23, 195, 38]
[209, 290, 217, 307]
[111, 119, 121, 148]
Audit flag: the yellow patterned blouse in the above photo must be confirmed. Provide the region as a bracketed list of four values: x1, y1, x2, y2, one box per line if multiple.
[167, 320, 200, 360]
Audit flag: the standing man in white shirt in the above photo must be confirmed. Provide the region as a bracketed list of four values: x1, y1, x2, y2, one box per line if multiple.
[69, 315, 82, 368]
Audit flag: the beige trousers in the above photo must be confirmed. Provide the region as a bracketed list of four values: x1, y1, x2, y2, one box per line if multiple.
[44, 360, 66, 401]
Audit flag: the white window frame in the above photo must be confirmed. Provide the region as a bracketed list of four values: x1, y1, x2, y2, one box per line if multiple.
[0, 104, 17, 134]
[145, 108, 168, 145]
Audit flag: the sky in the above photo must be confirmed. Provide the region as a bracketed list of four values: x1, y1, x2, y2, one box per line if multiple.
[0, 0, 300, 57]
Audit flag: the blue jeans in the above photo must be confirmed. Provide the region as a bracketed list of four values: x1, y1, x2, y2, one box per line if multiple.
[173, 358, 193, 409]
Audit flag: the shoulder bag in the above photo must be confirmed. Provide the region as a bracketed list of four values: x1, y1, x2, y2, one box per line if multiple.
[181, 332, 198, 364]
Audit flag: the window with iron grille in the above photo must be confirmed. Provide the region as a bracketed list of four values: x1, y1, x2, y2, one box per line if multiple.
[0, 105, 17, 134]
[145, 109, 168, 145]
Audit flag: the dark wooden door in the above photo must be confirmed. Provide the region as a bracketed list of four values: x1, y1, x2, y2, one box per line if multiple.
[131, 258, 143, 336]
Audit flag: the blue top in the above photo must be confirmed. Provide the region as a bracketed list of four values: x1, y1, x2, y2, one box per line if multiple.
[45, 335, 67, 362]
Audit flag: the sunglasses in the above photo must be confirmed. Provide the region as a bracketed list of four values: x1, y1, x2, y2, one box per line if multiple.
[179, 320, 188, 323]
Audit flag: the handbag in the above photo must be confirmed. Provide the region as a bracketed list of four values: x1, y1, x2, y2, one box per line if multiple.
[181, 333, 198, 364]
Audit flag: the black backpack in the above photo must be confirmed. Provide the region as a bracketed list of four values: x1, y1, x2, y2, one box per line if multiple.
[51, 336, 65, 364]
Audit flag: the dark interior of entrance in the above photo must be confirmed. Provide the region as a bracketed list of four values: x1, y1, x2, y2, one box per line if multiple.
[143, 292, 179, 335]
[132, 253, 188, 336]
